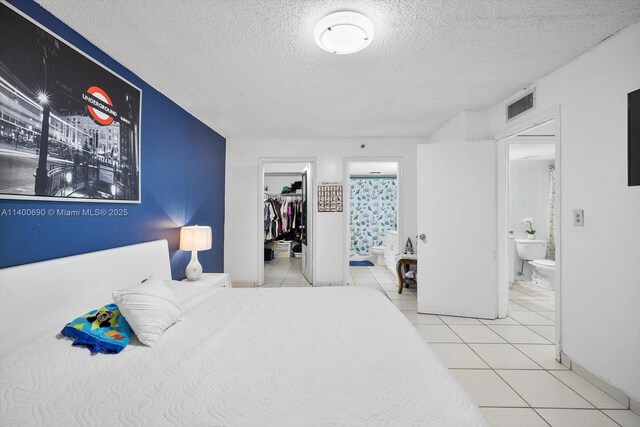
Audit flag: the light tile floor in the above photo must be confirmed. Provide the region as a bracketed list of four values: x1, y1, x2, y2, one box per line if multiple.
[404, 281, 637, 427]
[262, 264, 639, 426]
[264, 258, 311, 286]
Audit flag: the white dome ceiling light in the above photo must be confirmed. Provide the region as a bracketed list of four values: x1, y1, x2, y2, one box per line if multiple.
[314, 11, 374, 55]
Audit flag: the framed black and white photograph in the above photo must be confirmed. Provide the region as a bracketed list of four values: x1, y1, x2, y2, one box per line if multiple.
[0, 2, 141, 202]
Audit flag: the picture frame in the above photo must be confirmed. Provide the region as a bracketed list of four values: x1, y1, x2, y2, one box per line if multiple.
[0, 1, 142, 203]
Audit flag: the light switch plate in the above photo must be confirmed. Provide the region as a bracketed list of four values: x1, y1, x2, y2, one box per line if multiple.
[573, 209, 584, 226]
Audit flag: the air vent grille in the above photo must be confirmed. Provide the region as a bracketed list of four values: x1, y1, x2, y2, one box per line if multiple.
[507, 90, 535, 121]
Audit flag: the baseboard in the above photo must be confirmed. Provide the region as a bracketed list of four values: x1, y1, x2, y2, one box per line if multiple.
[561, 352, 639, 415]
[232, 281, 257, 288]
[559, 352, 572, 369]
[631, 396, 640, 416]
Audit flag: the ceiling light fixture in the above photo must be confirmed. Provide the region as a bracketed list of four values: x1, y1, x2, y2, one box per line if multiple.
[314, 11, 374, 55]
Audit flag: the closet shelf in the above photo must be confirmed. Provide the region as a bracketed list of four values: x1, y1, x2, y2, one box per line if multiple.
[265, 192, 303, 197]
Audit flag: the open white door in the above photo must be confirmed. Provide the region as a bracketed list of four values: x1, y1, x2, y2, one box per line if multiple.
[417, 141, 497, 319]
[301, 165, 313, 284]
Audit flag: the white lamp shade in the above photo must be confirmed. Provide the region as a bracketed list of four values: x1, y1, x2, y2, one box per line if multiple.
[179, 225, 212, 251]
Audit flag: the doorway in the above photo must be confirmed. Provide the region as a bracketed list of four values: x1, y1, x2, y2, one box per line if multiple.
[344, 159, 402, 287]
[497, 113, 561, 357]
[259, 159, 315, 287]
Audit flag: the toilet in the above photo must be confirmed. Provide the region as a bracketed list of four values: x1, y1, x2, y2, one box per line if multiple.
[515, 239, 556, 290]
[515, 239, 547, 261]
[528, 259, 556, 290]
[371, 246, 385, 266]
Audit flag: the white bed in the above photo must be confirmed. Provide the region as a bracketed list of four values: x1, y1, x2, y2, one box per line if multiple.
[0, 240, 486, 426]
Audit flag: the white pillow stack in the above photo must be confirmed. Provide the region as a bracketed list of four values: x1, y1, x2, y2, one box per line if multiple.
[113, 277, 182, 346]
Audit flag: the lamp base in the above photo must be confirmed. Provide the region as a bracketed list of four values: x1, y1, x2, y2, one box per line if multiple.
[185, 251, 203, 281]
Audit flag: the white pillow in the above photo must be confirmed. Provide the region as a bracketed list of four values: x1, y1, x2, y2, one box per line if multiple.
[112, 277, 182, 346]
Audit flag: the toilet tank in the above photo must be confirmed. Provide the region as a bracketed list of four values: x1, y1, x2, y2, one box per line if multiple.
[515, 239, 547, 260]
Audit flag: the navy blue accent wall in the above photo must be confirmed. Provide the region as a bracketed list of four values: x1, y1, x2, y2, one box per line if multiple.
[0, 1, 225, 278]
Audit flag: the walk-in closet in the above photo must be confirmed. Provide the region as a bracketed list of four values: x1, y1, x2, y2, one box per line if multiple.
[261, 162, 313, 286]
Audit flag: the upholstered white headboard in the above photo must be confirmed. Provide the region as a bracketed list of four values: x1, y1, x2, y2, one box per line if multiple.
[0, 239, 171, 358]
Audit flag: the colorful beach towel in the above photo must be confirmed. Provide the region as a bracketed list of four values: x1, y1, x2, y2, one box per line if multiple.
[61, 303, 131, 354]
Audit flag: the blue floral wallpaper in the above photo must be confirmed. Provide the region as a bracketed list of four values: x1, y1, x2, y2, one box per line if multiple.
[350, 178, 397, 255]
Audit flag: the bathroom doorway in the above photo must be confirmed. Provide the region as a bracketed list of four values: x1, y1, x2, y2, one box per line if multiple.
[259, 159, 315, 287]
[497, 112, 561, 358]
[343, 159, 402, 288]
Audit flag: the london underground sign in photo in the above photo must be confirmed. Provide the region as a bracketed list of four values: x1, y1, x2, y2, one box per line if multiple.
[83, 86, 117, 126]
[0, 1, 142, 202]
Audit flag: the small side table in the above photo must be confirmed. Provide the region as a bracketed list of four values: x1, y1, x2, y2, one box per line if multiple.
[395, 254, 417, 294]
[181, 273, 232, 287]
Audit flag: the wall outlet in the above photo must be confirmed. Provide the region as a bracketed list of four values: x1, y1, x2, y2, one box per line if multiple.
[573, 209, 584, 226]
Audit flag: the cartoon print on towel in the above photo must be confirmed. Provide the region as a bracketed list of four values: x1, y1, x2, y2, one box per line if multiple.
[86, 308, 116, 329]
[350, 178, 397, 255]
[61, 303, 132, 353]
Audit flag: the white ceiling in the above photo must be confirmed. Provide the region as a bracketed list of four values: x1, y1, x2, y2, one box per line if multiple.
[36, 1, 640, 139]
[349, 162, 397, 176]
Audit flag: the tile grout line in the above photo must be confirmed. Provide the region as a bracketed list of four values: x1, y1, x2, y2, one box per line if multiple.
[599, 410, 627, 427]
[398, 281, 630, 425]
[506, 288, 556, 344]
[439, 320, 539, 411]
[442, 319, 619, 424]
[471, 283, 625, 425]
[528, 408, 563, 427]
[445, 284, 564, 422]
[544, 370, 629, 417]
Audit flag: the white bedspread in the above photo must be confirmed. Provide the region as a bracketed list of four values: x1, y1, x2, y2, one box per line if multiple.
[1, 285, 486, 426]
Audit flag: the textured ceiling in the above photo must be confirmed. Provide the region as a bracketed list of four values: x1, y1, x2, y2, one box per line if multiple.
[36, 0, 640, 139]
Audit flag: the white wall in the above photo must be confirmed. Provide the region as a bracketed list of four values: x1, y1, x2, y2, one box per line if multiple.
[430, 23, 640, 400]
[493, 23, 640, 401]
[430, 110, 491, 144]
[225, 139, 420, 285]
[429, 111, 467, 144]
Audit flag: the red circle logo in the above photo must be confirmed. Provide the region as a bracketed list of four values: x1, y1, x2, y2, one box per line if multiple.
[86, 86, 114, 126]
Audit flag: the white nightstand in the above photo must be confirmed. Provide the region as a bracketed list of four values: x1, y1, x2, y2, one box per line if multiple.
[181, 273, 232, 287]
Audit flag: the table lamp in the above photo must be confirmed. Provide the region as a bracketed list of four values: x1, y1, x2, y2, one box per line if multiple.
[179, 225, 212, 281]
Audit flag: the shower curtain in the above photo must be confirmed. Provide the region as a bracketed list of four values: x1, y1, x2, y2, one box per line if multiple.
[350, 178, 397, 255]
[546, 165, 556, 260]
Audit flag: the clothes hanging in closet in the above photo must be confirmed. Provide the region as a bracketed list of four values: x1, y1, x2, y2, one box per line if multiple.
[264, 196, 303, 241]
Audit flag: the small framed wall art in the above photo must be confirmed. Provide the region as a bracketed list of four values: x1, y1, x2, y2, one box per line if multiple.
[317, 182, 343, 213]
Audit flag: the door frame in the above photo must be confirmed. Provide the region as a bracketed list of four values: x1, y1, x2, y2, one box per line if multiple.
[257, 157, 317, 287]
[342, 157, 403, 285]
[496, 106, 562, 358]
